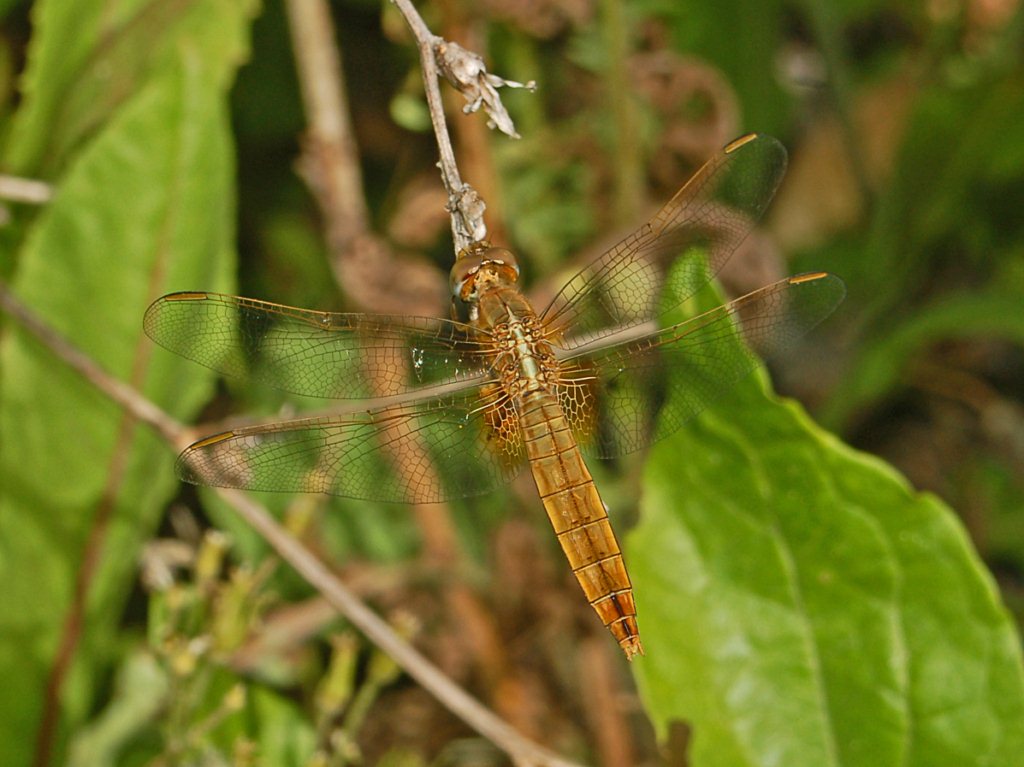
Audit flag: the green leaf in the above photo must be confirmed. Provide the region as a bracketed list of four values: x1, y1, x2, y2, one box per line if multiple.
[246, 685, 317, 767]
[66, 652, 169, 767]
[630, 370, 1024, 765]
[4, 0, 258, 176]
[821, 291, 1024, 430]
[0, 41, 244, 767]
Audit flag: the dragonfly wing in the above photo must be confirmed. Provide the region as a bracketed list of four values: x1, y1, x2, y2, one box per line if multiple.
[554, 273, 846, 458]
[177, 389, 525, 503]
[541, 134, 787, 347]
[144, 292, 492, 400]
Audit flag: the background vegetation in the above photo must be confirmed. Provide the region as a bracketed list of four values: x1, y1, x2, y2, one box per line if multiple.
[1, 0, 1023, 765]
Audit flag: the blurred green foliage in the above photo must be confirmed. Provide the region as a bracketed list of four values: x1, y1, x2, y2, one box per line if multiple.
[1, 0, 1023, 765]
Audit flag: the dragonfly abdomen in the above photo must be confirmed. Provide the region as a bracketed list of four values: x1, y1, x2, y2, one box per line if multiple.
[517, 390, 643, 659]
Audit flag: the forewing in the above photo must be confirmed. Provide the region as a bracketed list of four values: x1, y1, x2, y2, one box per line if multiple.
[144, 292, 492, 400]
[555, 273, 846, 458]
[542, 134, 787, 347]
[177, 390, 525, 503]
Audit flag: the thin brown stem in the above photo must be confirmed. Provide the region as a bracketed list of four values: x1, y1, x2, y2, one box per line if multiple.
[285, 0, 445, 318]
[391, 0, 485, 253]
[285, 0, 509, 683]
[0, 280, 584, 767]
[0, 175, 53, 204]
[286, 0, 477, 597]
[0, 281, 186, 767]
[221, 489, 582, 767]
[284, 0, 369, 246]
[0, 282, 184, 447]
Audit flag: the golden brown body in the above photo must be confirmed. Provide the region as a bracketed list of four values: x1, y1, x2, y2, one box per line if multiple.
[148, 136, 847, 661]
[473, 279, 643, 658]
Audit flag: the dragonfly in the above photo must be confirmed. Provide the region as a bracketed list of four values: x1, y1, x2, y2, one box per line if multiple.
[145, 133, 845, 659]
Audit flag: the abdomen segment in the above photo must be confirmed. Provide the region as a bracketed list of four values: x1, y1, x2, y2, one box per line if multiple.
[517, 391, 643, 658]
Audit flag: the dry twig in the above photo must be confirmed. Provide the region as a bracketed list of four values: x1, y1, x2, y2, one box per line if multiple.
[0, 283, 181, 447]
[391, 0, 484, 252]
[390, 0, 532, 254]
[285, 0, 444, 317]
[0, 280, 584, 767]
[285, 0, 509, 678]
[0, 174, 53, 204]
[284, 2, 554, 759]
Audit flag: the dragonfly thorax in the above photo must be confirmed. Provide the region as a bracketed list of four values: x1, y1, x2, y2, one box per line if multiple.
[489, 312, 559, 397]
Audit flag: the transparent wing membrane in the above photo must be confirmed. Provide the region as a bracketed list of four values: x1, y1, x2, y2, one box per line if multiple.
[149, 135, 844, 505]
[144, 292, 492, 400]
[555, 273, 846, 458]
[543, 133, 787, 347]
[177, 391, 524, 503]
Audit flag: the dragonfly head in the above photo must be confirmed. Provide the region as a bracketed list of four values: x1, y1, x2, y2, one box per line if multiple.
[450, 246, 520, 304]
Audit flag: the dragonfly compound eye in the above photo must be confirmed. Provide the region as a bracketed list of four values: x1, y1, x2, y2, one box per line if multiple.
[450, 253, 486, 300]
[450, 247, 521, 302]
[481, 247, 519, 273]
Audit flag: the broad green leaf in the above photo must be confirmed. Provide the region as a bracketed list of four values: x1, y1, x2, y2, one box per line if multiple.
[0, 41, 244, 767]
[4, 0, 258, 176]
[630, 370, 1024, 766]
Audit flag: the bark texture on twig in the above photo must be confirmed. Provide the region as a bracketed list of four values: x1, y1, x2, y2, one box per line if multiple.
[391, 0, 484, 253]
[391, 0, 531, 255]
